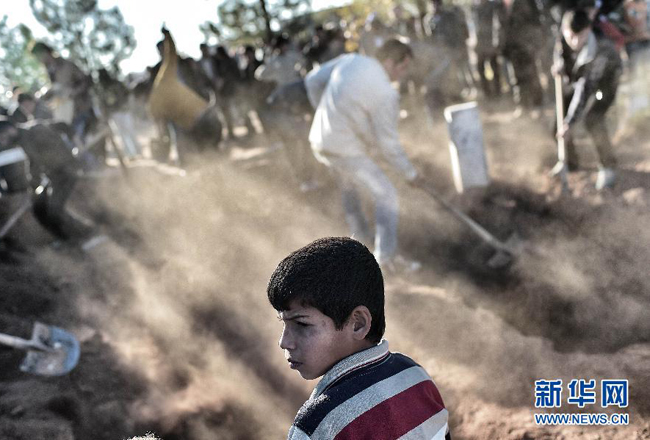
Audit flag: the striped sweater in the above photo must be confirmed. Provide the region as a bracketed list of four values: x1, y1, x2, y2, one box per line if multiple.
[288, 341, 450, 440]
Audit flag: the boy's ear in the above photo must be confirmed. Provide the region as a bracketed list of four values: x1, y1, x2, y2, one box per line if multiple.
[350, 306, 372, 340]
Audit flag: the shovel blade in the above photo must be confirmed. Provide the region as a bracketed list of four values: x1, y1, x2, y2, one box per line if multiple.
[20, 323, 80, 376]
[486, 250, 514, 269]
[486, 233, 521, 269]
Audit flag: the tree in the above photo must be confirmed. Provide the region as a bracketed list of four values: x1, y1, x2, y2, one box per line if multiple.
[29, 0, 135, 76]
[0, 16, 48, 105]
[199, 21, 222, 45]
[216, 0, 312, 44]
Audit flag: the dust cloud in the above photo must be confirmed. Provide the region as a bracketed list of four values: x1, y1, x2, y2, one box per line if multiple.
[60, 157, 349, 438]
[34, 108, 650, 439]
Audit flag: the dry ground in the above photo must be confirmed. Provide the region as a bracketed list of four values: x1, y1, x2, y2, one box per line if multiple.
[1, 98, 649, 440]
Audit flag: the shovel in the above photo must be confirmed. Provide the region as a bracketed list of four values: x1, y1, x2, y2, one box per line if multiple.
[417, 182, 519, 268]
[551, 69, 570, 194]
[0, 322, 80, 376]
[0, 196, 32, 240]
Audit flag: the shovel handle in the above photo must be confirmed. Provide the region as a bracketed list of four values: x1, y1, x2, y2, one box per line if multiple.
[417, 183, 514, 255]
[0, 196, 32, 240]
[0, 332, 51, 352]
[554, 74, 569, 193]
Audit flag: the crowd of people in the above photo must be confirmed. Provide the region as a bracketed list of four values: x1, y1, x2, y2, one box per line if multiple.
[0, 0, 649, 268]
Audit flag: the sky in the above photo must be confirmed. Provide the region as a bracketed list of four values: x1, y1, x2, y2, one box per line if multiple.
[1, 0, 348, 74]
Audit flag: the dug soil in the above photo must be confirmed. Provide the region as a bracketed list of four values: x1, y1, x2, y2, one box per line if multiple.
[1, 103, 649, 439]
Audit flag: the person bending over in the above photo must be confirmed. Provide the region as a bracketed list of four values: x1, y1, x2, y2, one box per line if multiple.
[0, 119, 85, 240]
[305, 39, 424, 272]
[554, 9, 623, 190]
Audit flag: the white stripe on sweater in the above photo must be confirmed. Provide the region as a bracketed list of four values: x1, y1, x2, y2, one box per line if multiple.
[312, 340, 389, 398]
[398, 409, 449, 440]
[287, 425, 311, 440]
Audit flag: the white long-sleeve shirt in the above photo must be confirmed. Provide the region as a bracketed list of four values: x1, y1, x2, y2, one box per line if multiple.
[305, 54, 417, 181]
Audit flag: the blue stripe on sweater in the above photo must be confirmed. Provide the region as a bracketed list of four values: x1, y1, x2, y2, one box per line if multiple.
[294, 353, 418, 436]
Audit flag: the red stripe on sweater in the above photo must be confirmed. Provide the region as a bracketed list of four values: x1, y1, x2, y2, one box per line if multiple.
[334, 380, 445, 440]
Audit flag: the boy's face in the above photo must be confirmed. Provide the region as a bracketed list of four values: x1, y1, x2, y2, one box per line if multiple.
[278, 300, 358, 380]
[563, 26, 590, 52]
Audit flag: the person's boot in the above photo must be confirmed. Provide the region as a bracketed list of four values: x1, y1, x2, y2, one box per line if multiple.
[382, 254, 422, 275]
[595, 167, 616, 190]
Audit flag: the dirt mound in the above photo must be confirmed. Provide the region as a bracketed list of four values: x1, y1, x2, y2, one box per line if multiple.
[1, 106, 649, 439]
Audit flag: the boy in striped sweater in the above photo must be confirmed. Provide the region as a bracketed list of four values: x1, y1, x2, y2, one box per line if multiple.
[268, 237, 451, 440]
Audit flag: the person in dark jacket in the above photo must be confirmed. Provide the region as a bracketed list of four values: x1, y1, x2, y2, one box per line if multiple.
[236, 45, 265, 136]
[0, 119, 85, 239]
[0, 120, 31, 195]
[31, 42, 94, 141]
[0, 124, 31, 250]
[473, 0, 507, 98]
[426, 0, 474, 93]
[9, 93, 53, 124]
[502, 0, 546, 112]
[554, 9, 622, 189]
[265, 79, 322, 192]
[214, 46, 242, 139]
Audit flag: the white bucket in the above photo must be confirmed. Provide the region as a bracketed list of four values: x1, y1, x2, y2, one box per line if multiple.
[444, 101, 490, 193]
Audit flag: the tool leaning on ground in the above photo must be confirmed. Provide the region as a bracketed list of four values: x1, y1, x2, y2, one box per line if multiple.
[0, 195, 32, 240]
[424, 101, 520, 269]
[414, 180, 520, 269]
[0, 322, 80, 376]
[550, 49, 570, 194]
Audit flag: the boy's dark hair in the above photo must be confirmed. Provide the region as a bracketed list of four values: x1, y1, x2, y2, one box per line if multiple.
[267, 237, 385, 344]
[563, 9, 592, 34]
[17, 93, 35, 105]
[376, 39, 413, 64]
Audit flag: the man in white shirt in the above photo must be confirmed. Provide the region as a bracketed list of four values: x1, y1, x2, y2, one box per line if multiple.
[305, 39, 423, 271]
